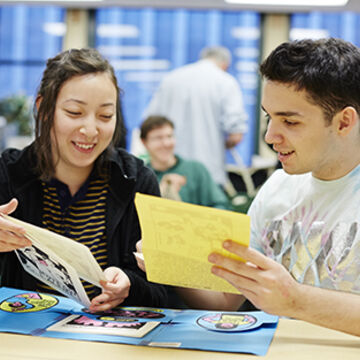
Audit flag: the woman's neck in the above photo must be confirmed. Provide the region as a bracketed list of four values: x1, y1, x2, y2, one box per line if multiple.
[54, 165, 93, 196]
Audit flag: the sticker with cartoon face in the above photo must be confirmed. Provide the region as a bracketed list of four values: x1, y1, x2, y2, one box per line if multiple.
[197, 313, 258, 332]
[0, 292, 58, 313]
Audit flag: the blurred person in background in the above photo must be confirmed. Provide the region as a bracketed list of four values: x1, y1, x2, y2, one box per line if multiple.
[144, 46, 248, 187]
[140, 115, 231, 210]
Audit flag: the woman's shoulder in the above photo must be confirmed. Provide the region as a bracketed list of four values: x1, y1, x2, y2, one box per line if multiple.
[0, 145, 35, 173]
[110, 147, 151, 178]
[1, 147, 26, 163]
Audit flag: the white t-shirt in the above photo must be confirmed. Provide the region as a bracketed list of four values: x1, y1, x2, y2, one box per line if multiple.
[248, 167, 360, 294]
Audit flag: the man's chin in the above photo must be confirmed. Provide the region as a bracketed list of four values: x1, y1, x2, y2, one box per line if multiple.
[282, 166, 310, 176]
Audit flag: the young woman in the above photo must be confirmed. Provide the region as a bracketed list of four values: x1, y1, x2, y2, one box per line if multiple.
[0, 48, 167, 311]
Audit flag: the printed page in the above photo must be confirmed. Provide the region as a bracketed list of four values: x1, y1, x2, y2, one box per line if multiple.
[4, 215, 106, 286]
[47, 314, 160, 338]
[134, 193, 250, 293]
[15, 243, 91, 307]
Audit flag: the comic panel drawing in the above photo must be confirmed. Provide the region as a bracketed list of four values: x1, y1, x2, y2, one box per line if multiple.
[15, 244, 90, 307]
[47, 314, 160, 338]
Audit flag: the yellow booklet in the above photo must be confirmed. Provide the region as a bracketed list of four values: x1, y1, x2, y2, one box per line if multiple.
[134, 193, 250, 294]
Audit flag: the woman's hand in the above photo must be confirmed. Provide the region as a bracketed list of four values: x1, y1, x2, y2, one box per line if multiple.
[89, 266, 131, 311]
[0, 199, 31, 252]
[134, 240, 146, 272]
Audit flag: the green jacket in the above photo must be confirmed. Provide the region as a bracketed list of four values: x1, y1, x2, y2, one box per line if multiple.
[149, 156, 231, 210]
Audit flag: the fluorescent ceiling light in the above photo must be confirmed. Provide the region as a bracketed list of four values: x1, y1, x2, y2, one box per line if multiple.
[19, 0, 103, 2]
[225, 0, 348, 6]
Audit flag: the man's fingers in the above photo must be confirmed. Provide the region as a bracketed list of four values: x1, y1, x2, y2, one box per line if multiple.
[211, 265, 258, 292]
[208, 252, 260, 281]
[222, 240, 273, 270]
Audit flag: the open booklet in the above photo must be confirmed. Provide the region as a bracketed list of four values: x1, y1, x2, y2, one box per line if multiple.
[134, 193, 251, 294]
[3, 215, 106, 307]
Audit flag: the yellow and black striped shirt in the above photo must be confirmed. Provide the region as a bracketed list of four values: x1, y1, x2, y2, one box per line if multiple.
[37, 176, 108, 299]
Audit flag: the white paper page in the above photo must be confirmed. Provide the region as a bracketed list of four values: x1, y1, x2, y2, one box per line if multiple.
[4, 215, 106, 286]
[15, 242, 91, 307]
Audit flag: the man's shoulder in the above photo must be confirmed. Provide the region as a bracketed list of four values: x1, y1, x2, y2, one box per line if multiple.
[163, 62, 198, 81]
[248, 170, 311, 225]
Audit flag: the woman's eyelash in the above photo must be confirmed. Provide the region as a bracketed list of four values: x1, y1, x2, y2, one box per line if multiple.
[66, 110, 81, 115]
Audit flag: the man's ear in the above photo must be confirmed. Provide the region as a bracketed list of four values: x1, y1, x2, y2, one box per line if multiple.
[337, 106, 358, 135]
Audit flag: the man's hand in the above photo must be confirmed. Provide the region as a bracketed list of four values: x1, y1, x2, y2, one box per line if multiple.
[160, 174, 187, 193]
[225, 133, 243, 149]
[89, 267, 131, 312]
[208, 240, 301, 317]
[0, 198, 31, 252]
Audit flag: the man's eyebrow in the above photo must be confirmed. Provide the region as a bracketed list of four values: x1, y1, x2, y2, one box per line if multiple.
[261, 106, 303, 117]
[275, 111, 302, 117]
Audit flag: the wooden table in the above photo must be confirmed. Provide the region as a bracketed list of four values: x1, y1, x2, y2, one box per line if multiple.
[0, 318, 359, 360]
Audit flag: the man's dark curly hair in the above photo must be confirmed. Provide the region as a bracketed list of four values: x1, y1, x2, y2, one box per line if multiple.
[260, 38, 360, 123]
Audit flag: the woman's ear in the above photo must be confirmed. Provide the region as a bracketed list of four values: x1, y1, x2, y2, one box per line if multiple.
[35, 96, 42, 112]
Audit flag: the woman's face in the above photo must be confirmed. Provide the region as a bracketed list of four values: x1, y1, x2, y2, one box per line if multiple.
[51, 72, 117, 180]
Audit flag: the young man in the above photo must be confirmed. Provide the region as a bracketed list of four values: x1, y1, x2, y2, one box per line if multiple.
[208, 38, 360, 336]
[137, 38, 360, 335]
[140, 115, 231, 209]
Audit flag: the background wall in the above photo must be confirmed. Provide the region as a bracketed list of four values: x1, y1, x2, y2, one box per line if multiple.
[94, 8, 261, 165]
[0, 6, 65, 97]
[1, 5, 360, 167]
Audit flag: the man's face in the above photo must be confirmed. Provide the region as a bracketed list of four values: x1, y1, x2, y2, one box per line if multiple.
[262, 80, 343, 180]
[143, 124, 175, 164]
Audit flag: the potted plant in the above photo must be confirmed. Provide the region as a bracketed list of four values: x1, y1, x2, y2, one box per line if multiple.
[0, 94, 34, 149]
[0, 94, 33, 136]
